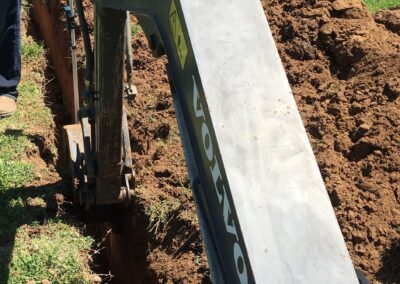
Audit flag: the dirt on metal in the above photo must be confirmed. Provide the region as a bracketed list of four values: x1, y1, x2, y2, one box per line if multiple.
[32, 0, 400, 283]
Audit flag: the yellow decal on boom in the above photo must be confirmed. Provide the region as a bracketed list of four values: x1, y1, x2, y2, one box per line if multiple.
[169, 0, 188, 69]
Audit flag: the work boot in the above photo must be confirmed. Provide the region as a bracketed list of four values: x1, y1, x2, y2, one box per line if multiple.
[0, 96, 17, 118]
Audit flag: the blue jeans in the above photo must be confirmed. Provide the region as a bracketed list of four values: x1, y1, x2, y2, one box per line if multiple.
[0, 0, 21, 100]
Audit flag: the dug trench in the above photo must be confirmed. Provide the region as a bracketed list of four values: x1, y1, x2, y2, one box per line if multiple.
[0, 3, 112, 282]
[31, 0, 400, 283]
[31, 0, 209, 283]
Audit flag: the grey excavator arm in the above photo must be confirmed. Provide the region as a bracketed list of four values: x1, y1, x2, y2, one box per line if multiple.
[89, 0, 359, 283]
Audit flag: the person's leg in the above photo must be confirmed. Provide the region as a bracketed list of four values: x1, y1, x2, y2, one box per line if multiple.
[0, 0, 21, 117]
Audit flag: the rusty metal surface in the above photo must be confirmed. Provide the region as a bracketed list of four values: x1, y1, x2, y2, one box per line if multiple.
[93, 5, 127, 205]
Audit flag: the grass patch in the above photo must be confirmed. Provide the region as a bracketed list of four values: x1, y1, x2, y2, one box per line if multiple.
[0, 159, 34, 192]
[0, 134, 31, 160]
[9, 222, 94, 284]
[130, 23, 142, 38]
[145, 199, 181, 233]
[0, 77, 54, 191]
[0, 132, 35, 191]
[364, 0, 400, 12]
[0, 182, 97, 283]
[16, 80, 54, 132]
[0, 36, 53, 135]
[0, 6, 97, 282]
[21, 36, 44, 64]
[0, 183, 56, 281]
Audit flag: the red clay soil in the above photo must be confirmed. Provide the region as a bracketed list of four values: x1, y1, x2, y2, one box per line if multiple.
[32, 0, 400, 283]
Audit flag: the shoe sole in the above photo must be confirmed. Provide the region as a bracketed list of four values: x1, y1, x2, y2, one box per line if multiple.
[0, 107, 16, 119]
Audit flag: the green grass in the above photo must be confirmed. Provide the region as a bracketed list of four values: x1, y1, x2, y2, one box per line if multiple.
[21, 36, 44, 64]
[13, 80, 54, 132]
[0, 126, 35, 192]
[0, 158, 34, 191]
[0, 67, 50, 192]
[0, 181, 96, 283]
[9, 222, 94, 284]
[364, 0, 400, 12]
[145, 199, 181, 233]
[0, 10, 97, 282]
[130, 23, 142, 38]
[0, 35, 53, 135]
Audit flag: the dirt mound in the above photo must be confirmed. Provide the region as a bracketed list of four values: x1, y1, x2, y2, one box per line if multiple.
[263, 0, 400, 281]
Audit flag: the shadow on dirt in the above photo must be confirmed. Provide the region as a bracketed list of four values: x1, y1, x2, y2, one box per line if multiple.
[377, 239, 400, 283]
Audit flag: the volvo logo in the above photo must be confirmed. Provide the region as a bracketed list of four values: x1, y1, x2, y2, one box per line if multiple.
[191, 76, 248, 284]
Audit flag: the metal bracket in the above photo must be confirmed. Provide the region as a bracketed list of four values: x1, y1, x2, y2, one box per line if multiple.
[63, 107, 135, 209]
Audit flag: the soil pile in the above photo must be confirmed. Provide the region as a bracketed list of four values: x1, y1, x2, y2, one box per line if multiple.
[263, 0, 400, 281]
